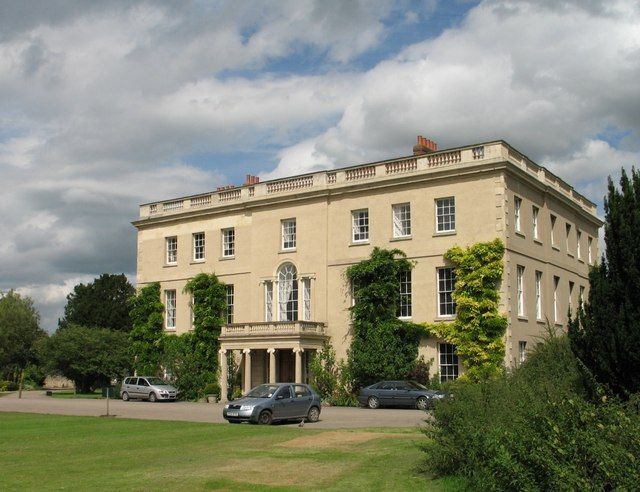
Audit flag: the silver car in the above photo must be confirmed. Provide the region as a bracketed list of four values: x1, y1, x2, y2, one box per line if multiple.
[120, 376, 178, 402]
[223, 383, 321, 425]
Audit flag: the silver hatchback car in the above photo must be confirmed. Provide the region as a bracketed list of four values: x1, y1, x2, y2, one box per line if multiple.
[223, 383, 321, 424]
[120, 376, 178, 402]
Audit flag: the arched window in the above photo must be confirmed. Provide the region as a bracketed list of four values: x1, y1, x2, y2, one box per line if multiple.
[278, 263, 298, 321]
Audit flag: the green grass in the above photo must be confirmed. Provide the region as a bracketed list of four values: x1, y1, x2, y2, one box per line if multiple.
[0, 413, 461, 491]
[49, 391, 104, 399]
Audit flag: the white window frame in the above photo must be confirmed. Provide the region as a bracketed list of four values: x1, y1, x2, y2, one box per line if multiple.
[566, 223, 572, 253]
[352, 209, 369, 243]
[550, 214, 557, 247]
[514, 196, 522, 233]
[166, 236, 177, 264]
[437, 267, 456, 317]
[576, 230, 582, 259]
[517, 265, 525, 317]
[569, 281, 575, 313]
[392, 203, 411, 238]
[222, 228, 235, 258]
[535, 270, 542, 320]
[588, 237, 593, 264]
[436, 197, 456, 233]
[579, 285, 585, 304]
[278, 263, 298, 321]
[302, 278, 311, 321]
[397, 270, 412, 319]
[532, 206, 539, 240]
[192, 232, 205, 261]
[553, 276, 560, 323]
[225, 285, 234, 324]
[165, 290, 176, 330]
[439, 343, 459, 382]
[264, 281, 273, 322]
[281, 218, 296, 250]
[519, 341, 527, 363]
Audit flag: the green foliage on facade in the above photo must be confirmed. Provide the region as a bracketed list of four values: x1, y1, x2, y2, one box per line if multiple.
[569, 168, 640, 398]
[346, 247, 422, 388]
[59, 273, 135, 331]
[183, 272, 227, 377]
[0, 290, 46, 383]
[128, 282, 165, 376]
[425, 238, 507, 381]
[309, 342, 357, 406]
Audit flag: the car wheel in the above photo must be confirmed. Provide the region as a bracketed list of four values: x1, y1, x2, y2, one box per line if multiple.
[258, 410, 273, 425]
[228, 420, 241, 424]
[367, 396, 380, 409]
[416, 396, 429, 410]
[121, 392, 130, 402]
[306, 406, 320, 423]
[148, 392, 157, 403]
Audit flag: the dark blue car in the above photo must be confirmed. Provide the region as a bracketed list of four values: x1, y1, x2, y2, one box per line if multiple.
[358, 380, 445, 410]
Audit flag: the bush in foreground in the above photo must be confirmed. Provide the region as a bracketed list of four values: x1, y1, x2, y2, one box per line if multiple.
[421, 336, 640, 490]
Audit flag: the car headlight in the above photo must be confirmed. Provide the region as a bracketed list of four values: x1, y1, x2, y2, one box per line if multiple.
[240, 405, 253, 411]
[224, 404, 229, 409]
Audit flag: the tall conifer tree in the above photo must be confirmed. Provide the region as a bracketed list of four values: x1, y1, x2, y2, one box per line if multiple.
[569, 168, 640, 397]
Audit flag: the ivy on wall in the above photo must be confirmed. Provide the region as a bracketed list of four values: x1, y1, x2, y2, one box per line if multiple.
[346, 247, 422, 388]
[425, 238, 508, 381]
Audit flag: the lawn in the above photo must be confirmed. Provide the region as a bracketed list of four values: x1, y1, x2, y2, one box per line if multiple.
[0, 413, 461, 491]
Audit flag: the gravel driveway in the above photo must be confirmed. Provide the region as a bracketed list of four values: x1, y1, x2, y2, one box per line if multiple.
[0, 391, 429, 429]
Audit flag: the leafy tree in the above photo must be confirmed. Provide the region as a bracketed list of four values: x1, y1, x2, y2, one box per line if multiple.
[346, 248, 422, 388]
[160, 334, 213, 400]
[0, 290, 47, 382]
[129, 282, 165, 376]
[59, 274, 135, 331]
[569, 168, 640, 398]
[40, 325, 130, 392]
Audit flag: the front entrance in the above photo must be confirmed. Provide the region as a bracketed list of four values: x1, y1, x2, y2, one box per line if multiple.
[277, 349, 295, 382]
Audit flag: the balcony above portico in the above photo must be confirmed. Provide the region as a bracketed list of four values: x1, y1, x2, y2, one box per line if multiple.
[219, 321, 327, 349]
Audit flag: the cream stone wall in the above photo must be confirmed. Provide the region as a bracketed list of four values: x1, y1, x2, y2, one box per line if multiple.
[134, 140, 602, 382]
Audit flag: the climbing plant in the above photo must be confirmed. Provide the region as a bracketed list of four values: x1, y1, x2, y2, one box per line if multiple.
[128, 282, 165, 376]
[346, 247, 422, 388]
[425, 238, 507, 381]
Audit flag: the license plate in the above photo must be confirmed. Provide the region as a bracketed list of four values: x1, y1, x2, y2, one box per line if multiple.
[227, 411, 239, 417]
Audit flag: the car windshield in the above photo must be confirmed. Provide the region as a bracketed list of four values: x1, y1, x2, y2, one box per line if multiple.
[246, 384, 280, 398]
[408, 381, 428, 390]
[146, 377, 167, 386]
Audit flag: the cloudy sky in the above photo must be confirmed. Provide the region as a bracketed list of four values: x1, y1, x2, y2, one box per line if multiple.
[1, 0, 639, 332]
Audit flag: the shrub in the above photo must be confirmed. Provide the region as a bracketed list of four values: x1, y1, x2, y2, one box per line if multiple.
[422, 336, 640, 490]
[203, 382, 220, 398]
[0, 380, 19, 391]
[309, 343, 358, 406]
[408, 356, 432, 386]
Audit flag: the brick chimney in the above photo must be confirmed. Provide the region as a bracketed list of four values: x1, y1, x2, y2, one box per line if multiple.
[244, 174, 260, 186]
[413, 135, 438, 155]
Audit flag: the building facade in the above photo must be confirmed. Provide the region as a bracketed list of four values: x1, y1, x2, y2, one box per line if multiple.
[133, 137, 601, 401]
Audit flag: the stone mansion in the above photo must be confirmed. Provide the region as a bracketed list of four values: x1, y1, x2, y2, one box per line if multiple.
[133, 136, 601, 400]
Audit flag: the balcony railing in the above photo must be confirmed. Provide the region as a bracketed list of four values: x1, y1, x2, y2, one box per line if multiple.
[220, 321, 326, 338]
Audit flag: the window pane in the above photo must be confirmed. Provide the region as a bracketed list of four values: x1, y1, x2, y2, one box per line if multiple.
[392, 203, 411, 237]
[352, 210, 369, 242]
[436, 197, 455, 232]
[165, 290, 176, 329]
[193, 232, 205, 260]
[282, 219, 296, 250]
[439, 343, 459, 382]
[438, 268, 456, 316]
[222, 228, 235, 257]
[226, 285, 234, 324]
[278, 264, 298, 321]
[396, 270, 412, 318]
[166, 237, 177, 264]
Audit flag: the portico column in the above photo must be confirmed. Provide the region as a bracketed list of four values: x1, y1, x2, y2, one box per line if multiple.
[219, 349, 228, 403]
[294, 347, 304, 383]
[267, 348, 276, 383]
[243, 348, 252, 393]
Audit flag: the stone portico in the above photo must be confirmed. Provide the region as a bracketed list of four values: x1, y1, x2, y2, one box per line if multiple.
[218, 321, 327, 402]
